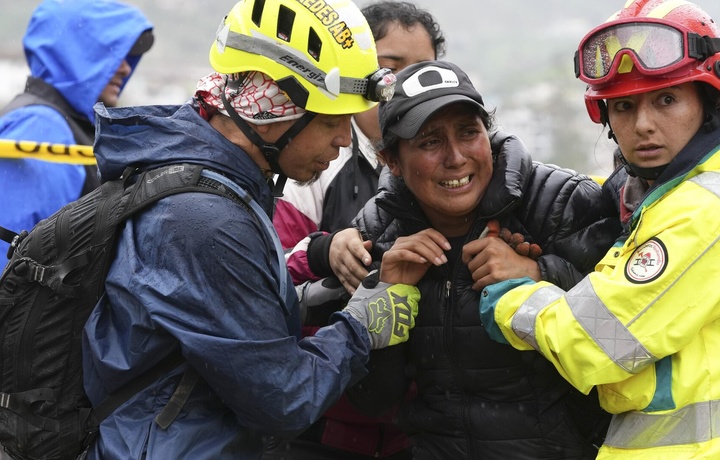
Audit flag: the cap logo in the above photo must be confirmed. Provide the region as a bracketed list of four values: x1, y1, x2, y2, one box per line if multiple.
[402, 66, 460, 97]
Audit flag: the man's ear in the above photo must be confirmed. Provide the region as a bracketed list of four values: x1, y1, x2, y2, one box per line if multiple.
[377, 148, 389, 166]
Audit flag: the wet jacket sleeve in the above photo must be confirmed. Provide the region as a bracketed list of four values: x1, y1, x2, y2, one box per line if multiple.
[525, 166, 622, 291]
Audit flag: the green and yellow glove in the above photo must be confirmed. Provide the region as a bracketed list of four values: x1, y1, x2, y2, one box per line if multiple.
[343, 270, 420, 349]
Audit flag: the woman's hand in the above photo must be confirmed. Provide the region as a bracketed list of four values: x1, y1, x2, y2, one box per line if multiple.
[462, 234, 541, 291]
[379, 229, 450, 285]
[329, 228, 374, 293]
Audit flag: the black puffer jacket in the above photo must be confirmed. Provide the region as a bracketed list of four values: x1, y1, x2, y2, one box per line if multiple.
[346, 132, 621, 460]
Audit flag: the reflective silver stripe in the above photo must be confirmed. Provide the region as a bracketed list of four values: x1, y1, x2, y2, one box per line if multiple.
[512, 278, 656, 373]
[600, 172, 720, 449]
[690, 171, 720, 199]
[223, 31, 368, 96]
[513, 172, 720, 372]
[605, 400, 720, 448]
[567, 278, 655, 373]
[511, 285, 563, 351]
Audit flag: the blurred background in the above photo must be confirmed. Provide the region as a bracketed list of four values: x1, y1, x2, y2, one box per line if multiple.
[2, 0, 720, 176]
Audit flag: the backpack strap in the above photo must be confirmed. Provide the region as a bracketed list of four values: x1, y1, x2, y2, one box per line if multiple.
[90, 348, 186, 425]
[118, 165, 288, 304]
[153, 366, 200, 430]
[0, 77, 100, 193]
[199, 169, 289, 307]
[148, 170, 289, 429]
[0, 77, 94, 145]
[0, 388, 61, 432]
[0, 225, 19, 248]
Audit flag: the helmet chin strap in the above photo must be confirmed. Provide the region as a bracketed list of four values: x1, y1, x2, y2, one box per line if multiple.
[220, 87, 316, 197]
[616, 152, 668, 180]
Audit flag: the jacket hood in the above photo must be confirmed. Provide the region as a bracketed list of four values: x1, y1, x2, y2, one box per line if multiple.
[23, 0, 153, 121]
[93, 101, 275, 214]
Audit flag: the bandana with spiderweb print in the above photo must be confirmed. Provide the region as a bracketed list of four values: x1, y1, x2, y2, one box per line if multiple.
[195, 71, 306, 124]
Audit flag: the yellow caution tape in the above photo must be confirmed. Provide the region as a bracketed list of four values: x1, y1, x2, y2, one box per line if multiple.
[0, 138, 611, 185]
[588, 174, 606, 186]
[0, 139, 95, 165]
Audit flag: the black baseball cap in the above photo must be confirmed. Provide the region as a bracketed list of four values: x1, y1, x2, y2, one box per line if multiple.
[379, 60, 485, 139]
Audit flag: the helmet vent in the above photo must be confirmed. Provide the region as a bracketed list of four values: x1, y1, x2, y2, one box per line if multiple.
[307, 28, 322, 61]
[277, 5, 296, 42]
[251, 0, 265, 27]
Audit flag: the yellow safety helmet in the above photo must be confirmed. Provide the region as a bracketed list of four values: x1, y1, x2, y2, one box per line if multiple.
[210, 0, 395, 115]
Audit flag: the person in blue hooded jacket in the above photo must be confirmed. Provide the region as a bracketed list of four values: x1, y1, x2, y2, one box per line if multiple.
[80, 0, 423, 458]
[0, 0, 153, 261]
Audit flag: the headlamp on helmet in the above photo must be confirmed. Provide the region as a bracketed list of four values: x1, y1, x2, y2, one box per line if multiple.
[367, 68, 397, 102]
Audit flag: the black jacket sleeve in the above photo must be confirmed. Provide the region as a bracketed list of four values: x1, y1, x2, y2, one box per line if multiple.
[345, 344, 410, 417]
[524, 164, 622, 290]
[306, 230, 341, 278]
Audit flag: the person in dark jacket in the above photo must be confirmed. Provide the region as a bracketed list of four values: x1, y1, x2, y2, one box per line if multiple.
[0, 0, 154, 261]
[274, 1, 446, 248]
[267, 2, 445, 458]
[80, 1, 423, 458]
[304, 60, 622, 459]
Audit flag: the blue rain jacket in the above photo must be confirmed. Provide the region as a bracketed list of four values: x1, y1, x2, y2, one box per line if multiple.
[0, 0, 152, 259]
[82, 102, 371, 459]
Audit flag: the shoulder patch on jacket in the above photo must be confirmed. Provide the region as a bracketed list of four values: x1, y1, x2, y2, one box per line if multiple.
[625, 237, 668, 284]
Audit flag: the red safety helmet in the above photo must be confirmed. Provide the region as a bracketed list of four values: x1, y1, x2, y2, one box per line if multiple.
[575, 0, 720, 123]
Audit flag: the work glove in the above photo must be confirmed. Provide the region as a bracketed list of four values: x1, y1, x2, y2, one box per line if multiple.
[342, 270, 420, 349]
[296, 276, 351, 326]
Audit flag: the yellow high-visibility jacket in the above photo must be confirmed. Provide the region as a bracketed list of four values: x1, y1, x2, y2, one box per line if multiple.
[483, 144, 720, 459]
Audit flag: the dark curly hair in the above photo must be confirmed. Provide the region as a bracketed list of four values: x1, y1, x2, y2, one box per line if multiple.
[361, 1, 446, 59]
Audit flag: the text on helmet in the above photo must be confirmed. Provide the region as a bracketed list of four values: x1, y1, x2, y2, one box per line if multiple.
[296, 0, 355, 49]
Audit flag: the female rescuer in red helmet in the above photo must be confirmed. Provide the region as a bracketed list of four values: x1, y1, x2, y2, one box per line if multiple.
[480, 0, 720, 457]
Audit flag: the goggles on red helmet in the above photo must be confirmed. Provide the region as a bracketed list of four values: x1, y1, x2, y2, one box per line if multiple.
[574, 17, 720, 85]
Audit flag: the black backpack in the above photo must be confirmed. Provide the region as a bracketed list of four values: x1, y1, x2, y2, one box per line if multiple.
[0, 162, 284, 460]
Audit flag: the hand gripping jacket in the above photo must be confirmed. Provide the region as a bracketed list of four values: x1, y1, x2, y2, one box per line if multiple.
[343, 131, 619, 459]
